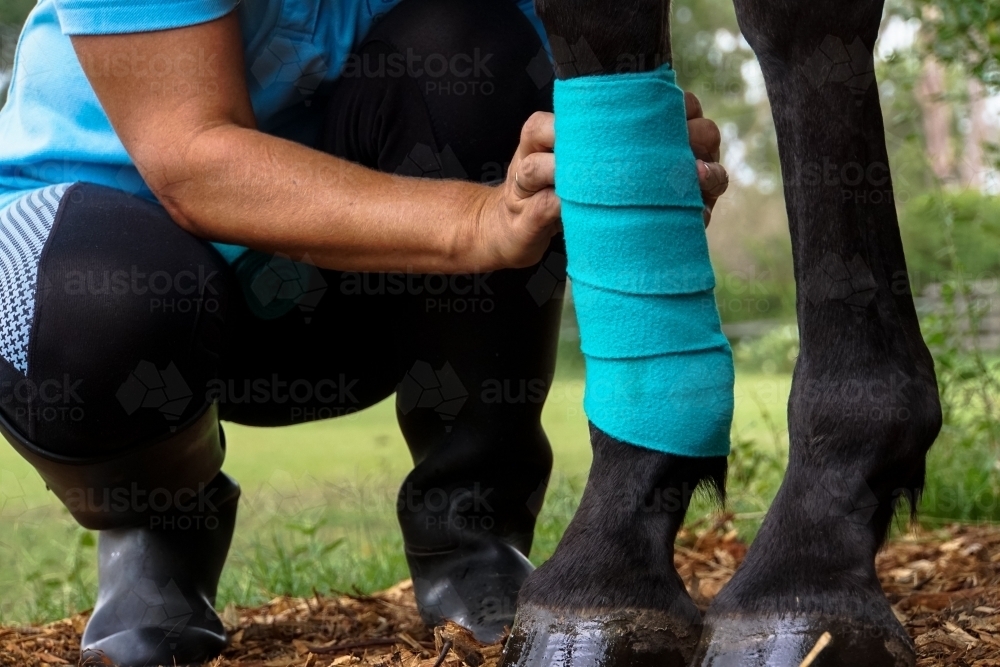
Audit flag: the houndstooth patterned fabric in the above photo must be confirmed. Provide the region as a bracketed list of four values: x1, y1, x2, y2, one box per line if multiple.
[0, 184, 70, 375]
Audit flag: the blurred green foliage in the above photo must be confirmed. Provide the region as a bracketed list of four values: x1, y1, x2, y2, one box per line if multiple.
[900, 191, 1000, 287]
[897, 0, 999, 89]
[672, 0, 781, 190]
[715, 255, 796, 323]
[733, 325, 799, 374]
[0, 0, 33, 26]
[916, 197, 1000, 523]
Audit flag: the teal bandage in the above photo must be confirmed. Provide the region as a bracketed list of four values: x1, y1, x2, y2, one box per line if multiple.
[554, 64, 734, 457]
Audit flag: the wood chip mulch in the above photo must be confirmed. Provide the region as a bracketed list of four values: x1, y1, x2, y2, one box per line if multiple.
[2, 518, 999, 667]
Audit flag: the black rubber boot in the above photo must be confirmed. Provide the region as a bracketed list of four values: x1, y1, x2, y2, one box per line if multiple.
[0, 405, 235, 666]
[500, 425, 726, 667]
[79, 470, 239, 667]
[397, 423, 552, 643]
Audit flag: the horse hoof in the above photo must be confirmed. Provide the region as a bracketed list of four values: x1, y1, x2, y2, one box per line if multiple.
[499, 603, 700, 667]
[692, 614, 915, 667]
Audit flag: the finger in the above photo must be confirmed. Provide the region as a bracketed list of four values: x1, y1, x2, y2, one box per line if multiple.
[697, 160, 730, 199]
[684, 91, 703, 120]
[688, 117, 722, 163]
[528, 188, 562, 234]
[518, 111, 555, 158]
[512, 190, 562, 266]
[513, 152, 555, 199]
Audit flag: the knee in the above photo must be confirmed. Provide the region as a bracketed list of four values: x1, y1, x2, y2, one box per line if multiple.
[367, 0, 545, 84]
[362, 0, 552, 178]
[0, 184, 233, 457]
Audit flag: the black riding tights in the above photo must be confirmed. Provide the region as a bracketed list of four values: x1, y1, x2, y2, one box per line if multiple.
[0, 0, 560, 551]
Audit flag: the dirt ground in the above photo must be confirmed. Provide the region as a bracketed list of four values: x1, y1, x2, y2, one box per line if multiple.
[3, 518, 1000, 667]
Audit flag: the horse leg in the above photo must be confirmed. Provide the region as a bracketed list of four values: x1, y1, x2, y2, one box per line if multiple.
[501, 3, 732, 666]
[694, 1, 942, 664]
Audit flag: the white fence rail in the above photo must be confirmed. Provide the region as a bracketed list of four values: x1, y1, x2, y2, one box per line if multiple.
[715, 281, 1000, 352]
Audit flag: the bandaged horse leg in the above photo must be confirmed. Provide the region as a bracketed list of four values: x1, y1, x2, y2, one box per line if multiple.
[502, 3, 732, 666]
[693, 1, 941, 664]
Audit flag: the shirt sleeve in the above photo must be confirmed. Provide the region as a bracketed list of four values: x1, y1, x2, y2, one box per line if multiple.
[54, 0, 239, 36]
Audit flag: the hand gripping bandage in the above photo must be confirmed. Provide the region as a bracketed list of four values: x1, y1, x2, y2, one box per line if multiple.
[554, 64, 734, 457]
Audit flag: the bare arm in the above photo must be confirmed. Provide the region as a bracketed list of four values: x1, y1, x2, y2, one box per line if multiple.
[71, 12, 560, 273]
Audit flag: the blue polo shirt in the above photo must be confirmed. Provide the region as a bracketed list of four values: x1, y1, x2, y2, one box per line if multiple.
[0, 0, 546, 263]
